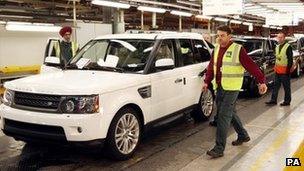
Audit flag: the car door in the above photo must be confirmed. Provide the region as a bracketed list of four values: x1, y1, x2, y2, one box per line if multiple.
[264, 39, 276, 83]
[178, 39, 210, 107]
[149, 39, 185, 120]
[40, 38, 63, 73]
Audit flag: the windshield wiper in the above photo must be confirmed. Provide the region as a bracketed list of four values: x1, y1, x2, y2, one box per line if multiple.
[87, 64, 125, 73]
[64, 63, 79, 70]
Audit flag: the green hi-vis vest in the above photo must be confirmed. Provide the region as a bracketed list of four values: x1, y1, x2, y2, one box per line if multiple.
[275, 43, 290, 67]
[212, 43, 245, 91]
[54, 41, 78, 58]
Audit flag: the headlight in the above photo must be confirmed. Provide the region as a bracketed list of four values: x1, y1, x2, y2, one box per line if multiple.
[3, 89, 14, 106]
[60, 95, 99, 114]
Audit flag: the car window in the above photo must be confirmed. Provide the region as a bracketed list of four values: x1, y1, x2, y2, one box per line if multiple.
[234, 40, 263, 56]
[152, 39, 175, 72]
[179, 39, 195, 66]
[193, 40, 211, 62]
[70, 39, 155, 73]
[266, 40, 274, 53]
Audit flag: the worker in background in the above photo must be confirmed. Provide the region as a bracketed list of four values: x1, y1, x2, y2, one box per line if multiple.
[55, 26, 79, 65]
[203, 25, 267, 158]
[208, 36, 219, 127]
[265, 32, 293, 106]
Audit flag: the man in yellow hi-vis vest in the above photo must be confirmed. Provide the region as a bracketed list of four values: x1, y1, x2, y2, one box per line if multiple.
[55, 26, 79, 64]
[202, 25, 267, 158]
[265, 32, 293, 106]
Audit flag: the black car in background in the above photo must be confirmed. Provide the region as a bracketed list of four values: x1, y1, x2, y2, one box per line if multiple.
[232, 36, 277, 97]
[287, 37, 304, 77]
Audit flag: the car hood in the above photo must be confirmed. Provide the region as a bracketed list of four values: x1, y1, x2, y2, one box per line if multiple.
[4, 70, 149, 95]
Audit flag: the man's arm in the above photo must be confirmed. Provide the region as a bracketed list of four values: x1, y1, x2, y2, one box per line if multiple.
[204, 53, 214, 85]
[239, 47, 266, 84]
[286, 45, 293, 74]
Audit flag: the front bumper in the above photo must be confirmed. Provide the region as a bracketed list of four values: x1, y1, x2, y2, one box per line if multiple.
[0, 104, 110, 142]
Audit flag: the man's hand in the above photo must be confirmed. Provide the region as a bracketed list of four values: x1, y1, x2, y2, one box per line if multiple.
[202, 83, 208, 92]
[258, 83, 267, 95]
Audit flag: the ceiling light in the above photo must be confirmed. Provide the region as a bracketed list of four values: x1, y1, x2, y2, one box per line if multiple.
[6, 23, 61, 32]
[214, 17, 229, 22]
[261, 3, 303, 6]
[230, 20, 242, 24]
[195, 15, 212, 20]
[137, 6, 166, 13]
[91, 0, 130, 9]
[262, 24, 270, 28]
[170, 10, 192, 17]
[243, 22, 253, 26]
[0, 15, 33, 19]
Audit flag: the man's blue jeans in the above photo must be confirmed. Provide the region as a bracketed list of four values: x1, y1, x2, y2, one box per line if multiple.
[213, 86, 249, 153]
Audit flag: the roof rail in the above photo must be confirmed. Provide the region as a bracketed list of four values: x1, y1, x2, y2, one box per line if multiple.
[125, 30, 178, 34]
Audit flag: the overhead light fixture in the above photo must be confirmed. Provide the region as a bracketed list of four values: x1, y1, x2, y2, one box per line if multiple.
[6, 21, 31, 25]
[137, 6, 166, 13]
[261, 3, 303, 6]
[6, 23, 61, 32]
[214, 17, 229, 22]
[270, 26, 277, 29]
[195, 15, 212, 20]
[170, 10, 192, 17]
[0, 15, 33, 19]
[91, 0, 130, 9]
[230, 20, 242, 24]
[244, 6, 262, 10]
[245, 8, 269, 12]
[0, 21, 7, 24]
[244, 3, 254, 7]
[262, 24, 270, 28]
[243, 22, 253, 26]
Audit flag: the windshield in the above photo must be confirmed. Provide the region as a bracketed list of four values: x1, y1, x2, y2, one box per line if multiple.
[290, 42, 298, 51]
[70, 39, 155, 73]
[234, 40, 263, 55]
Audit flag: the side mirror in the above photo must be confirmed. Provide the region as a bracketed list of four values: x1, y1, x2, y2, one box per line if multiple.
[155, 58, 174, 70]
[44, 56, 60, 65]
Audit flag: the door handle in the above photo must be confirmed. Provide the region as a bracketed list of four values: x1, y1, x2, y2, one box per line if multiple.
[175, 78, 183, 83]
[198, 69, 207, 77]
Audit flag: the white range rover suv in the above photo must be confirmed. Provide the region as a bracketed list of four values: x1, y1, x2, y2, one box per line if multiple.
[0, 31, 214, 160]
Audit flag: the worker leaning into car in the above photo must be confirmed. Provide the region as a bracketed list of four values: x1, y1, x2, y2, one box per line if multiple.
[202, 25, 267, 158]
[54, 26, 79, 64]
[265, 32, 293, 106]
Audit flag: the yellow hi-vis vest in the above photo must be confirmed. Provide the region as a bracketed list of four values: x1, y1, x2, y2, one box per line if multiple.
[212, 43, 245, 91]
[274, 43, 290, 74]
[54, 41, 78, 58]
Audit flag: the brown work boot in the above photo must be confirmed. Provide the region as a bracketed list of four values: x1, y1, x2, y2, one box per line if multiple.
[206, 149, 224, 158]
[232, 136, 250, 146]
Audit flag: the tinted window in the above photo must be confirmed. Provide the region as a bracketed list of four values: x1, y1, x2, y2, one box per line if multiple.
[193, 40, 211, 62]
[179, 39, 195, 66]
[152, 39, 175, 72]
[234, 40, 263, 56]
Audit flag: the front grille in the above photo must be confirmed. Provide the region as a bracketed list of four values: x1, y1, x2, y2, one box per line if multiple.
[13, 91, 61, 111]
[3, 119, 66, 141]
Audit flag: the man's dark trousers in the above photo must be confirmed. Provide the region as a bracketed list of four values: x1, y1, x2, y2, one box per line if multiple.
[270, 73, 291, 104]
[212, 86, 249, 153]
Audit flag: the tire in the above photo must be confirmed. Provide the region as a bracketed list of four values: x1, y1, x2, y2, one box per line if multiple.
[106, 107, 142, 160]
[191, 89, 214, 122]
[292, 63, 301, 78]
